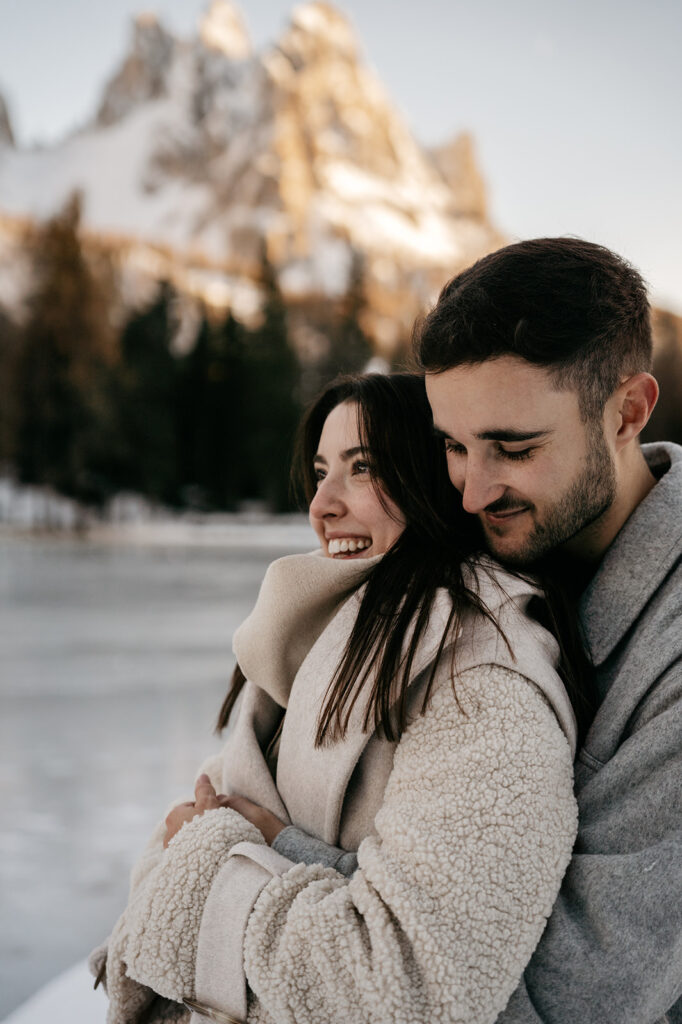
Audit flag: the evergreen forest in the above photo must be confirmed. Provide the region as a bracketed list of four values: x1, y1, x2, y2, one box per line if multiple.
[0, 196, 378, 514]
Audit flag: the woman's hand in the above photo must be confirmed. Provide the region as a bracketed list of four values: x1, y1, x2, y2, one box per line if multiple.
[163, 774, 222, 848]
[217, 794, 286, 846]
[164, 775, 287, 848]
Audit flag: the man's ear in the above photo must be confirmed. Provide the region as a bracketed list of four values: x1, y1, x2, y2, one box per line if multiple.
[613, 373, 659, 449]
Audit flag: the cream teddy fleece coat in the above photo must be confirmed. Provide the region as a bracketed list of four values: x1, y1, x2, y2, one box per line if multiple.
[97, 553, 578, 1024]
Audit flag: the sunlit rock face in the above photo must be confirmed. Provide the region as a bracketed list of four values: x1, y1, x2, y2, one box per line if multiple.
[429, 132, 488, 221]
[200, 0, 252, 59]
[0, 1, 502, 347]
[96, 14, 177, 127]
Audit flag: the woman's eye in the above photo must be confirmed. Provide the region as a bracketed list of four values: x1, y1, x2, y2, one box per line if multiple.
[352, 460, 371, 475]
[314, 468, 326, 485]
[444, 442, 466, 457]
[499, 447, 534, 462]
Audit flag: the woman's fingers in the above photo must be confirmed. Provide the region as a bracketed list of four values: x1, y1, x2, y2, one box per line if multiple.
[194, 773, 219, 809]
[162, 778, 225, 848]
[164, 803, 200, 847]
[221, 794, 254, 816]
[218, 794, 286, 845]
[165, 781, 284, 847]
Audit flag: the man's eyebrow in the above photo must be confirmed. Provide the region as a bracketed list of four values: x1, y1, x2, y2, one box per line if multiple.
[431, 426, 550, 443]
[475, 429, 551, 442]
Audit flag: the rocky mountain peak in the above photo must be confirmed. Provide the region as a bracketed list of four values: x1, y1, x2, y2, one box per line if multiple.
[0, 1, 500, 347]
[0, 93, 15, 147]
[96, 13, 177, 127]
[200, 0, 251, 59]
[429, 132, 488, 220]
[265, 2, 405, 182]
[285, 3, 359, 61]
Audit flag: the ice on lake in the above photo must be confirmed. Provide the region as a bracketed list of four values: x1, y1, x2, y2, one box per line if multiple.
[0, 522, 316, 1020]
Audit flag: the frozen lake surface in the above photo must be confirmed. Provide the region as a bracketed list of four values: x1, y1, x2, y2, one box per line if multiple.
[0, 523, 316, 1019]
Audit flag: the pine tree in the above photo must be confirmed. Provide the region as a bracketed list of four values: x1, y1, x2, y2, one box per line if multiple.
[241, 250, 301, 511]
[331, 250, 374, 375]
[115, 281, 179, 503]
[312, 250, 374, 392]
[0, 307, 21, 470]
[176, 308, 249, 509]
[14, 193, 117, 503]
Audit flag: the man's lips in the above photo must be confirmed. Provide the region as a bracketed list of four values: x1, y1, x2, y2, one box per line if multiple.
[483, 507, 530, 525]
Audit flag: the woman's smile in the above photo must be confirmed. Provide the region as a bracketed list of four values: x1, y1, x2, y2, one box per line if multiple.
[327, 536, 372, 557]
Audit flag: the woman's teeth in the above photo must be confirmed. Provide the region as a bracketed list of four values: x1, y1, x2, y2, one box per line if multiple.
[327, 537, 371, 555]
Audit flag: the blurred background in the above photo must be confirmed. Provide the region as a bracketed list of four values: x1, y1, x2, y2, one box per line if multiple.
[0, 0, 681, 1018]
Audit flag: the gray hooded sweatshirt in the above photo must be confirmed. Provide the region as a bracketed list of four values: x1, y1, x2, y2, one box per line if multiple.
[498, 442, 682, 1024]
[276, 441, 682, 1024]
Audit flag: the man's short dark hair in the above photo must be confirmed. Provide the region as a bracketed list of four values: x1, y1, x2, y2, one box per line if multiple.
[414, 237, 652, 420]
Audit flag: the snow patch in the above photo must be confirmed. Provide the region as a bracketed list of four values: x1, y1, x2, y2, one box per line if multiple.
[182, 268, 263, 319]
[279, 232, 351, 297]
[0, 99, 221, 258]
[1, 961, 105, 1024]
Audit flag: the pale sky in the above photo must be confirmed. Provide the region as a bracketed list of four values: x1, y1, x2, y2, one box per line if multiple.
[1, 0, 681, 313]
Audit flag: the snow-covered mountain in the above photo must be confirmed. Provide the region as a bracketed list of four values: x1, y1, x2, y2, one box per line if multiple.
[0, 0, 503, 346]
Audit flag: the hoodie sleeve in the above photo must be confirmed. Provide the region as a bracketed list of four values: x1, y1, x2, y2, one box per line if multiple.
[272, 826, 358, 877]
[496, 659, 682, 1024]
[187, 664, 577, 1024]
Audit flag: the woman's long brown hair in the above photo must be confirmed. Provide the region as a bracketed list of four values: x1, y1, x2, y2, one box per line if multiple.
[217, 372, 596, 744]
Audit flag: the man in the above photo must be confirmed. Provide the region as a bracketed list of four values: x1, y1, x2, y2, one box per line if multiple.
[416, 237, 681, 1023]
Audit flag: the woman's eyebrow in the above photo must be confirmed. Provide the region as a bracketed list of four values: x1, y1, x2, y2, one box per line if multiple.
[341, 446, 367, 460]
[315, 446, 368, 464]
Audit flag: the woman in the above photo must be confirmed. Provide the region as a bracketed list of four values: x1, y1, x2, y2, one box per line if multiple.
[94, 373, 584, 1024]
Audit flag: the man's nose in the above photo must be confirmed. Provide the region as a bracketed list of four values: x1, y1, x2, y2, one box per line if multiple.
[458, 460, 506, 514]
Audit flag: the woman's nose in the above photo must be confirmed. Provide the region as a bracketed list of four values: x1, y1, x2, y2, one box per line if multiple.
[309, 474, 346, 518]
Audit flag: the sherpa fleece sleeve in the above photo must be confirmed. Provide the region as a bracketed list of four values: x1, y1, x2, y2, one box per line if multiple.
[87, 748, 227, 992]
[121, 807, 266, 1003]
[234, 664, 577, 1024]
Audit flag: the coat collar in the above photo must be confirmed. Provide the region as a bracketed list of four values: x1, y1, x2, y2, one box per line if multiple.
[275, 582, 457, 844]
[236, 550, 547, 845]
[233, 550, 541, 709]
[232, 550, 381, 708]
[579, 442, 682, 665]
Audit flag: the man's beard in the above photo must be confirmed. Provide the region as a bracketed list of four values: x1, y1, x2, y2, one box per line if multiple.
[482, 424, 617, 567]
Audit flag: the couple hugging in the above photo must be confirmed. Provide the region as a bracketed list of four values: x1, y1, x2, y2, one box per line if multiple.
[92, 237, 681, 1024]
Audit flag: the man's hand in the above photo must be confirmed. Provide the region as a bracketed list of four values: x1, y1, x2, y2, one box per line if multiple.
[163, 774, 222, 848]
[217, 794, 286, 845]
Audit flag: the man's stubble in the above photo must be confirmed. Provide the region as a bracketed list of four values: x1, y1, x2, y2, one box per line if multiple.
[484, 421, 617, 568]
